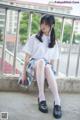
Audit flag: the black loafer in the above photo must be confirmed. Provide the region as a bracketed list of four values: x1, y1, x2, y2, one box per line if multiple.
[53, 104, 62, 119]
[38, 98, 48, 113]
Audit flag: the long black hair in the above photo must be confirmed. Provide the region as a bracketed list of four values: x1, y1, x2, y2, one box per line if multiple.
[36, 14, 55, 48]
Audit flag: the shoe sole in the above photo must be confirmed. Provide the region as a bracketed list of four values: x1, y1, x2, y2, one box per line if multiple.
[53, 113, 62, 119]
[39, 107, 48, 113]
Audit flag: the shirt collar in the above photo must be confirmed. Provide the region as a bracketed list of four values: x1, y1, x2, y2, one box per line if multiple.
[42, 32, 50, 42]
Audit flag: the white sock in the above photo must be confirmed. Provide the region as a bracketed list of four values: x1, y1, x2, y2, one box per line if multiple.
[45, 64, 61, 105]
[35, 60, 46, 102]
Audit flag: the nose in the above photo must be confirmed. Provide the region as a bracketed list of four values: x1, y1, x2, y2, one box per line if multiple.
[42, 27, 45, 30]
[42, 25, 46, 30]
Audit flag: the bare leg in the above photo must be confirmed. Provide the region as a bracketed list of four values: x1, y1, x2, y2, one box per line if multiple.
[45, 64, 60, 105]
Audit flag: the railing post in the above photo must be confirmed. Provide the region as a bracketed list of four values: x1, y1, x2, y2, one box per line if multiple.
[0, 8, 7, 74]
[75, 45, 80, 77]
[56, 17, 65, 75]
[66, 19, 75, 76]
[60, 17, 65, 43]
[13, 10, 20, 74]
[27, 12, 32, 39]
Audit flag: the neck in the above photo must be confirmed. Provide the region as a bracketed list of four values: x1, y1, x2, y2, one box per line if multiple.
[44, 32, 49, 36]
[44, 30, 51, 36]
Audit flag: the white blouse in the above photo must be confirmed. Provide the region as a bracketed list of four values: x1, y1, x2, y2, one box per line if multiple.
[22, 34, 60, 62]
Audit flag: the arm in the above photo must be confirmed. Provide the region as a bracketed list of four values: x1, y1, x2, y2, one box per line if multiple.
[22, 53, 31, 81]
[50, 59, 57, 66]
[50, 59, 59, 74]
[21, 36, 34, 81]
[50, 59, 59, 66]
[50, 41, 60, 73]
[50, 59, 54, 65]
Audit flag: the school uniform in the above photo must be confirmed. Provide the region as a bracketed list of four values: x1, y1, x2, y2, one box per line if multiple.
[19, 34, 60, 88]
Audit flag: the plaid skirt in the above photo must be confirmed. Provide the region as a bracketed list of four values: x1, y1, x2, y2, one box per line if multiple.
[18, 58, 57, 88]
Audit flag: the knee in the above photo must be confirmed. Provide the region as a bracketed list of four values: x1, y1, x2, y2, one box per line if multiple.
[36, 59, 45, 69]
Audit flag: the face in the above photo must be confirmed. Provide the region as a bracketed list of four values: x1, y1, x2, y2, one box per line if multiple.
[40, 22, 51, 35]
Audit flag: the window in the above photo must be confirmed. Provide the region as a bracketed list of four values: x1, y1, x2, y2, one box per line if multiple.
[0, 15, 5, 19]
[0, 21, 4, 24]
[14, 28, 16, 32]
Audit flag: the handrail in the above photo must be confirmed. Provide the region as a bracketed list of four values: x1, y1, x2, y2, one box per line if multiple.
[0, 3, 80, 20]
[0, 45, 24, 65]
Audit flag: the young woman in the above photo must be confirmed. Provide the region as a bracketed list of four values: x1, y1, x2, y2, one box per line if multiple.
[18, 14, 62, 119]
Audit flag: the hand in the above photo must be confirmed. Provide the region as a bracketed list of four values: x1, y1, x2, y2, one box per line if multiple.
[18, 74, 29, 86]
[22, 73, 27, 84]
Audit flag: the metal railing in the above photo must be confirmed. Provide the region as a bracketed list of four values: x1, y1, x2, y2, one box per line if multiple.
[0, 3, 80, 77]
[0, 45, 24, 72]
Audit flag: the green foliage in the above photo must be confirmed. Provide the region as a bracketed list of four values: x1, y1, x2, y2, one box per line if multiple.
[19, 12, 29, 44]
[55, 19, 62, 40]
[73, 34, 80, 43]
[32, 13, 41, 34]
[19, 12, 41, 44]
[75, 34, 80, 41]
[63, 24, 72, 43]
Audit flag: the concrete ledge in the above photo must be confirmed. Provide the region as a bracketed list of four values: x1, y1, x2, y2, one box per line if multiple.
[0, 74, 80, 93]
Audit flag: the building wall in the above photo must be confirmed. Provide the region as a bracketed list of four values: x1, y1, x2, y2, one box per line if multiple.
[0, 9, 5, 32]
[7, 10, 17, 34]
[0, 0, 17, 35]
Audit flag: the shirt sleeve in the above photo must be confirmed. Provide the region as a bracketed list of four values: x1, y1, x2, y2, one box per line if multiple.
[52, 42, 60, 60]
[22, 36, 34, 55]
